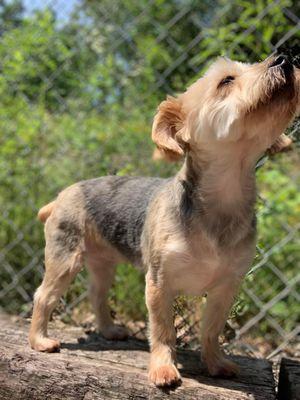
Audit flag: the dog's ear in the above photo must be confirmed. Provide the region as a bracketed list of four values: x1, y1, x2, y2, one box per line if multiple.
[152, 96, 188, 160]
[267, 133, 292, 155]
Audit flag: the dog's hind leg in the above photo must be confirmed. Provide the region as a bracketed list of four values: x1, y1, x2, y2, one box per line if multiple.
[29, 216, 84, 352]
[87, 255, 128, 340]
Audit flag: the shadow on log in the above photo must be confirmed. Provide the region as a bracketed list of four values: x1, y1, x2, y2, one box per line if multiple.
[0, 313, 276, 399]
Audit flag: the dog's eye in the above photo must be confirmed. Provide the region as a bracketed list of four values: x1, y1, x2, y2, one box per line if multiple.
[219, 76, 235, 86]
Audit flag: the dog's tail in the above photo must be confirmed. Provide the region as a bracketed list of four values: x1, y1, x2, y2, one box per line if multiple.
[38, 200, 56, 223]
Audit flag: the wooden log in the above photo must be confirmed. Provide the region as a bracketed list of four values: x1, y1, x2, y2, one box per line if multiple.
[278, 357, 300, 400]
[0, 313, 276, 399]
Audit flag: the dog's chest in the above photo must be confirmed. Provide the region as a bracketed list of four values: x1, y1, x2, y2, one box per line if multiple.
[164, 232, 252, 296]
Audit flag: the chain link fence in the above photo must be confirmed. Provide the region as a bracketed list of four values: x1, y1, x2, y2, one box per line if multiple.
[0, 0, 299, 360]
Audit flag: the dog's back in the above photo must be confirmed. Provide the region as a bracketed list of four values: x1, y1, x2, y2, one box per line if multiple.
[80, 176, 167, 263]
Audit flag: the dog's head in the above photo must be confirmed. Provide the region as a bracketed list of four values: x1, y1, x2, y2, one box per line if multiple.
[152, 55, 299, 160]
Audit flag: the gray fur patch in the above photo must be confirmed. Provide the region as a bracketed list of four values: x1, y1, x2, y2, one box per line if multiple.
[80, 176, 167, 264]
[54, 220, 82, 253]
[176, 155, 204, 230]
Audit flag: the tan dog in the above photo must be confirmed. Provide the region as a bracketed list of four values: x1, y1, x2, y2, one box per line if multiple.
[29, 55, 299, 388]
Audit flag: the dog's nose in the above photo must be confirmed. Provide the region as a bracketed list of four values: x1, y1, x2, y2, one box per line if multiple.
[269, 55, 290, 68]
[269, 55, 293, 76]
[269, 55, 287, 67]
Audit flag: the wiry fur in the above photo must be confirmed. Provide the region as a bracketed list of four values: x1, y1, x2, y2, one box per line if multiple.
[29, 55, 299, 387]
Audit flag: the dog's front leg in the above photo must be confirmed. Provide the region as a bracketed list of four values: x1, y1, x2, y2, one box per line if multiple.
[145, 272, 181, 387]
[201, 280, 241, 377]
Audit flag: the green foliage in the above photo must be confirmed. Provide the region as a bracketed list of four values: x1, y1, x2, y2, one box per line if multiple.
[235, 155, 300, 335]
[0, 0, 23, 34]
[190, 0, 300, 82]
[112, 264, 147, 321]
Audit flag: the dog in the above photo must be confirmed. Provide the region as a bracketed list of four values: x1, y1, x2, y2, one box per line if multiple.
[29, 55, 299, 387]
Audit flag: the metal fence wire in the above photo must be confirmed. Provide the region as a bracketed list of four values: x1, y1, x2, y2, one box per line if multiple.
[0, 0, 299, 360]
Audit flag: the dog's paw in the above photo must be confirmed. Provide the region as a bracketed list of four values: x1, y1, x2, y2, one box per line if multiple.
[149, 364, 181, 387]
[30, 337, 61, 352]
[207, 357, 239, 378]
[101, 325, 129, 341]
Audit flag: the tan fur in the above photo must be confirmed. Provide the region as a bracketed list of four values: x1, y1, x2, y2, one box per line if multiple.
[37, 201, 56, 223]
[152, 96, 188, 160]
[146, 273, 179, 386]
[268, 133, 293, 155]
[154, 132, 293, 161]
[29, 55, 300, 388]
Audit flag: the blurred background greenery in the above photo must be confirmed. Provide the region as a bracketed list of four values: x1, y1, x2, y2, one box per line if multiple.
[0, 0, 299, 356]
